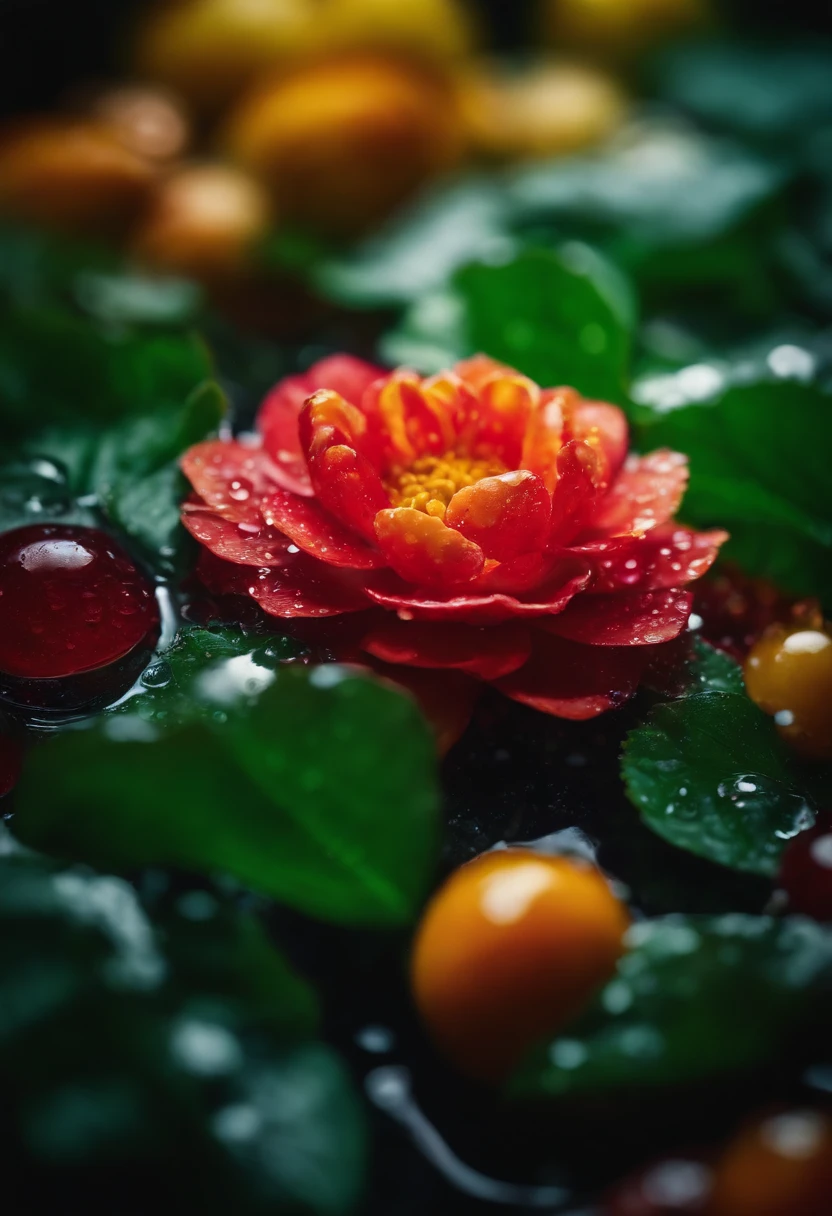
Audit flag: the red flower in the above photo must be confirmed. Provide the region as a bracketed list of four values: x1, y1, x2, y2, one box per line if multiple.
[181, 354, 726, 746]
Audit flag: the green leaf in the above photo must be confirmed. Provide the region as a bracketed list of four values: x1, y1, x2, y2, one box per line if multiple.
[314, 178, 514, 308]
[386, 246, 633, 400]
[0, 850, 363, 1214]
[509, 122, 784, 250]
[623, 690, 813, 877]
[511, 914, 832, 1099]
[675, 636, 746, 697]
[635, 377, 832, 602]
[653, 42, 832, 145]
[13, 628, 439, 926]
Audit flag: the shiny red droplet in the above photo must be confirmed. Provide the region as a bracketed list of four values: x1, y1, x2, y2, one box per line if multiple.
[780, 817, 832, 922]
[0, 525, 159, 679]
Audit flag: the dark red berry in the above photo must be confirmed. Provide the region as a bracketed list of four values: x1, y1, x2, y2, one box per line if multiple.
[604, 1157, 713, 1216]
[780, 818, 832, 922]
[0, 524, 158, 679]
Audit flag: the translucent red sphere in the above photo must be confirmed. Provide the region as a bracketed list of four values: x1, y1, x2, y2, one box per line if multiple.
[0, 524, 158, 680]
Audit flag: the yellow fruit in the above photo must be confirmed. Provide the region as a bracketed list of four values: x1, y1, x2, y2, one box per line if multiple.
[133, 0, 319, 110]
[322, 0, 474, 63]
[710, 1110, 832, 1216]
[133, 0, 473, 111]
[131, 163, 273, 278]
[461, 58, 627, 161]
[91, 86, 191, 164]
[744, 618, 832, 762]
[411, 849, 629, 1081]
[0, 121, 156, 235]
[226, 55, 463, 235]
[541, 0, 710, 62]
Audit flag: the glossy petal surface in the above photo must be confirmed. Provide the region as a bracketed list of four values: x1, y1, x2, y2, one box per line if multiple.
[445, 470, 551, 561]
[375, 509, 485, 586]
[361, 619, 532, 680]
[545, 588, 693, 646]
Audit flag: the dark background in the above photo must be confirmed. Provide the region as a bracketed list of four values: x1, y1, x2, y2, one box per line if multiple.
[2, 0, 832, 117]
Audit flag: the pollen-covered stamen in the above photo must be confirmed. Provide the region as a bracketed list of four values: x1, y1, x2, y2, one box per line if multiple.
[386, 452, 507, 519]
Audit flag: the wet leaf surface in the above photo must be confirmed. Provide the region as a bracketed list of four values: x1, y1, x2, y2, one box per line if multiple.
[12, 627, 440, 926]
[512, 913, 832, 1098]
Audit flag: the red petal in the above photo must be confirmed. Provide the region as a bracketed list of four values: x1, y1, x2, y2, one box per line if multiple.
[374, 508, 485, 587]
[544, 588, 693, 646]
[584, 449, 689, 538]
[304, 354, 385, 405]
[299, 390, 369, 461]
[455, 354, 519, 391]
[257, 355, 384, 496]
[568, 400, 628, 483]
[361, 619, 532, 680]
[362, 372, 455, 467]
[473, 373, 539, 466]
[584, 524, 728, 593]
[520, 389, 576, 492]
[180, 440, 275, 523]
[309, 444, 390, 541]
[445, 470, 551, 561]
[370, 663, 479, 756]
[365, 559, 591, 624]
[261, 490, 384, 569]
[182, 506, 290, 565]
[198, 549, 370, 618]
[496, 631, 649, 719]
[549, 439, 603, 543]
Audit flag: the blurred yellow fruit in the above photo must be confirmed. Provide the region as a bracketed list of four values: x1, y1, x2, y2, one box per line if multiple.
[0, 121, 157, 235]
[541, 0, 710, 61]
[91, 85, 191, 164]
[133, 0, 319, 110]
[226, 55, 463, 235]
[133, 0, 474, 111]
[321, 0, 474, 63]
[461, 59, 627, 160]
[131, 163, 273, 277]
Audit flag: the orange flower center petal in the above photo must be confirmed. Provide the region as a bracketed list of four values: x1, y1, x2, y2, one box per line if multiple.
[385, 451, 507, 519]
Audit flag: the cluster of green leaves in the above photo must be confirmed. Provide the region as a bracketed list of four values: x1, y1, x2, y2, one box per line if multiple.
[12, 625, 440, 927]
[512, 912, 832, 1100]
[0, 223, 222, 578]
[0, 842, 365, 1215]
[624, 639, 828, 877]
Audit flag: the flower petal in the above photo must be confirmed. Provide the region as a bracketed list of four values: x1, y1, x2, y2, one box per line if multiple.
[544, 588, 693, 646]
[198, 550, 371, 618]
[445, 470, 551, 561]
[299, 389, 369, 461]
[569, 400, 629, 483]
[365, 559, 591, 624]
[584, 449, 689, 537]
[261, 490, 384, 569]
[549, 439, 604, 543]
[309, 444, 391, 541]
[495, 631, 649, 719]
[257, 354, 384, 496]
[361, 619, 532, 680]
[584, 524, 728, 594]
[521, 388, 577, 492]
[371, 664, 479, 756]
[182, 506, 290, 566]
[374, 508, 485, 587]
[180, 439, 274, 523]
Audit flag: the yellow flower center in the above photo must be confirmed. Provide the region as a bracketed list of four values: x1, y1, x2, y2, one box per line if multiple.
[385, 452, 507, 520]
